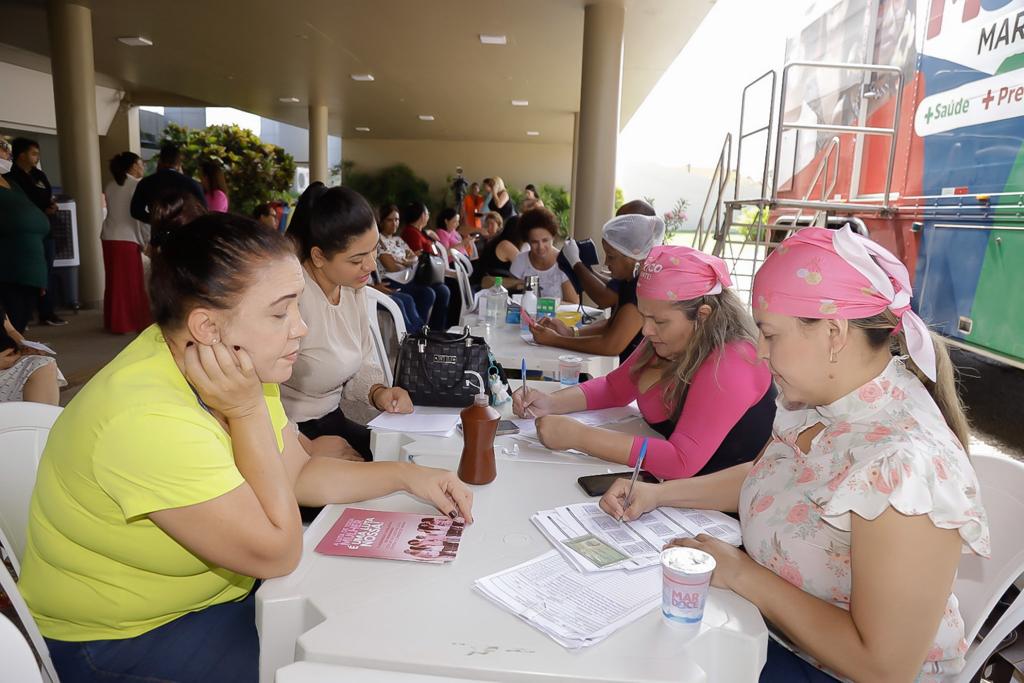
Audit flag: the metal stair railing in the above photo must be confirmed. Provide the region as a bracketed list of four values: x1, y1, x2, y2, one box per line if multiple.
[692, 133, 732, 252]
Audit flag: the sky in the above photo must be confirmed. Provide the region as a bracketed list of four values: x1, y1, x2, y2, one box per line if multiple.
[617, 0, 817, 216]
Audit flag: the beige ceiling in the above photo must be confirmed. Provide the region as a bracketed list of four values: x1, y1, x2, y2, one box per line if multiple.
[0, 0, 714, 144]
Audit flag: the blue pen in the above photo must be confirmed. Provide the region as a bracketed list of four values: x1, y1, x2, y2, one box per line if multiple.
[619, 438, 649, 522]
[521, 358, 534, 418]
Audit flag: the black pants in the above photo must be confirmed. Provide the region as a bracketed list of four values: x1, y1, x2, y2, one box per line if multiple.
[36, 236, 57, 320]
[296, 406, 374, 524]
[0, 282, 38, 333]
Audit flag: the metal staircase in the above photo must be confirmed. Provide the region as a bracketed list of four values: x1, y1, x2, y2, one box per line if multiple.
[692, 61, 904, 304]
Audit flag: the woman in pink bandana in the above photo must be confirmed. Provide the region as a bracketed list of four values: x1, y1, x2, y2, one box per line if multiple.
[601, 227, 990, 682]
[512, 245, 776, 480]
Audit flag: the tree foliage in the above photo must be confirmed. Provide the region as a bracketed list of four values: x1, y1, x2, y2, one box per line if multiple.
[159, 123, 296, 216]
[340, 161, 431, 209]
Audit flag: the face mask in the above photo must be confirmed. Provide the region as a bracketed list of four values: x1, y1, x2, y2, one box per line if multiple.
[0, 159, 11, 174]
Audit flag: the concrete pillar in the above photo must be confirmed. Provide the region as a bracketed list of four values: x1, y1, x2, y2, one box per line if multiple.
[47, 0, 104, 307]
[569, 111, 580, 234]
[572, 1, 624, 245]
[308, 104, 328, 184]
[99, 103, 141, 186]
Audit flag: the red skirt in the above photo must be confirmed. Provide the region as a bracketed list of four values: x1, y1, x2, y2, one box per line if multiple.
[102, 240, 152, 334]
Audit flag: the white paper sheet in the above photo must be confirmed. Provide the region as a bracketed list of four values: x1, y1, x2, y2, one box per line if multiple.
[474, 550, 660, 648]
[367, 410, 459, 436]
[19, 340, 56, 355]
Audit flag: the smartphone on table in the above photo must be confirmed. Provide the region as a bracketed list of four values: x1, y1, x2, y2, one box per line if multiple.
[577, 470, 659, 497]
[457, 420, 520, 436]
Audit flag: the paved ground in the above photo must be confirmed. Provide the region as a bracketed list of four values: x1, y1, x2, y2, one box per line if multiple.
[25, 307, 1024, 462]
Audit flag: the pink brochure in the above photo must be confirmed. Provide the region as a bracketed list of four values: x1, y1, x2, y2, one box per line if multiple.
[315, 508, 464, 564]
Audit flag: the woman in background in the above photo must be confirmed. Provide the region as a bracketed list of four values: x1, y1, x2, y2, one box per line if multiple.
[200, 160, 230, 213]
[101, 151, 152, 334]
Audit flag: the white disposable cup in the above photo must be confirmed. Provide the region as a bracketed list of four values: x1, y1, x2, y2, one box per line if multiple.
[558, 355, 583, 385]
[660, 546, 716, 626]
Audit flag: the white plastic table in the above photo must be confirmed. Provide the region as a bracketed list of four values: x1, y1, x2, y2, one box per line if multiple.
[257, 422, 769, 682]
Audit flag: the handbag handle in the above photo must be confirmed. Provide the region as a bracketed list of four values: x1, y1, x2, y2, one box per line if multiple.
[416, 326, 472, 344]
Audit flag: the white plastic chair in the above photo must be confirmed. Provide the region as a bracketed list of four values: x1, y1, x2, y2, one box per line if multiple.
[954, 452, 1024, 683]
[451, 252, 476, 322]
[0, 527, 58, 682]
[0, 612, 44, 683]
[364, 287, 406, 386]
[0, 402, 61, 566]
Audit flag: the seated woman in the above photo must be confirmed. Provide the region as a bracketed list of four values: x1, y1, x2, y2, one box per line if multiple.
[284, 188, 417, 461]
[508, 207, 578, 303]
[471, 213, 523, 290]
[514, 245, 775, 480]
[600, 227, 989, 683]
[378, 203, 450, 330]
[563, 198, 658, 310]
[431, 207, 463, 257]
[529, 212, 662, 363]
[19, 212, 473, 683]
[0, 303, 62, 405]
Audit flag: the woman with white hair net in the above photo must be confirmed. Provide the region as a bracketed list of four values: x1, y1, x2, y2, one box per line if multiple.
[529, 212, 664, 362]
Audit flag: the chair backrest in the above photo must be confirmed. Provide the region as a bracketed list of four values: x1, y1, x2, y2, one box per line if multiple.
[954, 452, 1024, 644]
[0, 402, 61, 565]
[364, 287, 406, 385]
[0, 613, 44, 683]
[452, 253, 475, 318]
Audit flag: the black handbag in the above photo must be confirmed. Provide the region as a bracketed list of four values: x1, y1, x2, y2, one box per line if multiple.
[413, 244, 446, 285]
[395, 327, 497, 407]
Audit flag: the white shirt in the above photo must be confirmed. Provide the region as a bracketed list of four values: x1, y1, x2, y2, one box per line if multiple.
[101, 177, 148, 246]
[281, 268, 385, 424]
[509, 251, 568, 300]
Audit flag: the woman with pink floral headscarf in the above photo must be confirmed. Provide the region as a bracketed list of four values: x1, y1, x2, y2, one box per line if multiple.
[513, 245, 776, 480]
[600, 227, 989, 682]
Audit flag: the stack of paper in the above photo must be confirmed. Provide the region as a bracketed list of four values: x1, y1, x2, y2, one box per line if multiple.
[367, 410, 460, 437]
[474, 550, 660, 648]
[533, 502, 741, 573]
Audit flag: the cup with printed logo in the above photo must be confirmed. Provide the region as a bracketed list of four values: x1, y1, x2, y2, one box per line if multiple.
[557, 355, 583, 385]
[660, 546, 716, 627]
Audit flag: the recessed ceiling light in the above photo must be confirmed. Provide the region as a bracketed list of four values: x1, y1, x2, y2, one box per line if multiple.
[355, 126, 371, 132]
[278, 97, 301, 103]
[351, 74, 375, 82]
[511, 99, 529, 107]
[418, 115, 435, 121]
[526, 131, 540, 136]
[479, 34, 507, 45]
[117, 36, 153, 47]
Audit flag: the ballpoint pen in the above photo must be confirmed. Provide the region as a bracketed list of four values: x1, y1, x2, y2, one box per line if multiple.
[521, 358, 534, 418]
[619, 437, 649, 522]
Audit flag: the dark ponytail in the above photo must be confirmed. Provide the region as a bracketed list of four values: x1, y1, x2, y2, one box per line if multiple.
[292, 186, 376, 261]
[149, 212, 295, 329]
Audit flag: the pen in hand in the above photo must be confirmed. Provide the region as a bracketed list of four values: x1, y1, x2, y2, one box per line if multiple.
[618, 438, 649, 522]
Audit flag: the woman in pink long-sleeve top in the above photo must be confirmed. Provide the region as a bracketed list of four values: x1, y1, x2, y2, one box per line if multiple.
[513, 245, 775, 480]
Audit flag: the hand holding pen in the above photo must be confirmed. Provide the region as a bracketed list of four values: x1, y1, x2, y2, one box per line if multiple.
[618, 438, 650, 522]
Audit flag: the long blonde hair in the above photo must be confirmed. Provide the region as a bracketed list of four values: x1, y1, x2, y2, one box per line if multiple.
[492, 176, 507, 194]
[849, 310, 970, 453]
[631, 288, 759, 419]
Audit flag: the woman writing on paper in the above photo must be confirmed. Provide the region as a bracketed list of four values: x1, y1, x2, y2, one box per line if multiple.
[19, 212, 473, 682]
[600, 227, 989, 682]
[513, 246, 776, 480]
[284, 187, 415, 461]
[528, 212, 661, 363]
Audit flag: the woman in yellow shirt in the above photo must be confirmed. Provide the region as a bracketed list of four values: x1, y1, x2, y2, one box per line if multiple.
[19, 212, 474, 683]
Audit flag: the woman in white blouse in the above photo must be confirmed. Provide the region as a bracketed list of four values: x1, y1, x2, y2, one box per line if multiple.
[508, 207, 579, 303]
[282, 186, 413, 462]
[101, 152, 151, 334]
[601, 227, 989, 683]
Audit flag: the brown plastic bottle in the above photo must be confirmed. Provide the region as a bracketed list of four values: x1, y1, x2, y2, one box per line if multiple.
[457, 394, 500, 485]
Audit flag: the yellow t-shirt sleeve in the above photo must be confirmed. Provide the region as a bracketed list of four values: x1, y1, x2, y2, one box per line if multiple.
[95, 385, 288, 521]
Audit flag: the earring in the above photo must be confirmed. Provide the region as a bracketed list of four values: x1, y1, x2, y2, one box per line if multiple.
[829, 347, 837, 364]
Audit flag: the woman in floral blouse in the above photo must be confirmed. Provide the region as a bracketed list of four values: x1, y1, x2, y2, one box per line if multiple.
[602, 226, 989, 682]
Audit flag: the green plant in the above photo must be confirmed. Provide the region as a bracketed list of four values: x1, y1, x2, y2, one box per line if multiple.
[736, 205, 771, 238]
[613, 187, 625, 212]
[662, 197, 690, 239]
[538, 184, 572, 239]
[642, 195, 656, 208]
[160, 122, 296, 216]
[339, 162, 431, 209]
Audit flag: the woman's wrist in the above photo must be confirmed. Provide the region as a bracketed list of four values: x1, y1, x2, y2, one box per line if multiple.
[368, 384, 387, 409]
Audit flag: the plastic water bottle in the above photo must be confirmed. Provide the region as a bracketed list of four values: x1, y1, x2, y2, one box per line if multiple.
[520, 276, 538, 332]
[486, 277, 509, 325]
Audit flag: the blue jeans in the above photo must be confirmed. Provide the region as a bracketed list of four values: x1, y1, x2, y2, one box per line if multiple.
[397, 281, 450, 330]
[759, 638, 839, 682]
[46, 591, 258, 683]
[389, 291, 424, 331]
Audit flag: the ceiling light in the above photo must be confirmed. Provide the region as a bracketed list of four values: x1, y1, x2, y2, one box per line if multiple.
[351, 74, 375, 82]
[479, 34, 507, 45]
[278, 97, 300, 103]
[355, 126, 371, 132]
[526, 131, 540, 136]
[511, 99, 529, 107]
[117, 36, 153, 47]
[418, 115, 435, 121]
